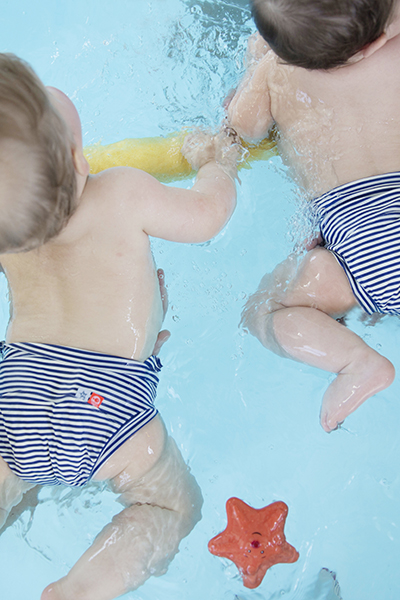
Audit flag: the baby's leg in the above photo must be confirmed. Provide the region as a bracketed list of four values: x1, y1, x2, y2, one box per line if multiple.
[41, 416, 203, 600]
[242, 248, 395, 431]
[0, 455, 35, 531]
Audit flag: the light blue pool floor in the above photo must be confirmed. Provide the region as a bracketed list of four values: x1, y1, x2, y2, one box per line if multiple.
[0, 1, 400, 599]
[1, 159, 400, 600]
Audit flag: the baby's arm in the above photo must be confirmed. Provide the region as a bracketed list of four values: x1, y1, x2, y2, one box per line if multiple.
[227, 33, 274, 141]
[244, 32, 270, 68]
[118, 128, 240, 244]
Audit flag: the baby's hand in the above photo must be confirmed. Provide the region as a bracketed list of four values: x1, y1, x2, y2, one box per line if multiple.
[152, 268, 171, 356]
[157, 268, 168, 321]
[182, 125, 243, 180]
[181, 129, 216, 171]
[213, 124, 243, 180]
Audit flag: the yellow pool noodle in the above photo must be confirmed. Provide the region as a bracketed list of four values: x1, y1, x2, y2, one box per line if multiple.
[84, 130, 277, 184]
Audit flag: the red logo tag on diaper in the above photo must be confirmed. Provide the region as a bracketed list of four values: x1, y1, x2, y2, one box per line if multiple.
[88, 393, 104, 408]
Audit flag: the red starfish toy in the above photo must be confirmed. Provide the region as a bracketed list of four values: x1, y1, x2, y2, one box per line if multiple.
[208, 497, 299, 588]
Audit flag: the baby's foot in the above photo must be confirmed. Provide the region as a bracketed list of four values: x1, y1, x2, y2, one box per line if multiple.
[320, 350, 395, 432]
[240, 284, 273, 336]
[41, 581, 63, 600]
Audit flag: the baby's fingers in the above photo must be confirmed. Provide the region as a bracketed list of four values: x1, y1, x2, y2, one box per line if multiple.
[157, 268, 168, 319]
[181, 128, 215, 170]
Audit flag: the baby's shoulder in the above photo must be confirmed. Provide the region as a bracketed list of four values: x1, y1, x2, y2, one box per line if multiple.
[83, 166, 157, 212]
[87, 166, 151, 194]
[55, 167, 154, 246]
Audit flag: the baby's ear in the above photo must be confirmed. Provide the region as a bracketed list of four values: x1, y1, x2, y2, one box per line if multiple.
[361, 32, 388, 59]
[72, 146, 90, 177]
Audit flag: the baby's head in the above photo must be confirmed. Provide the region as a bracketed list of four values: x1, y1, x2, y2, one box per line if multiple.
[251, 0, 396, 70]
[0, 53, 85, 253]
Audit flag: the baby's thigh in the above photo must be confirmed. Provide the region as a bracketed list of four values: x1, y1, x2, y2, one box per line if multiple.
[0, 456, 35, 528]
[280, 248, 358, 316]
[93, 414, 167, 484]
[112, 428, 203, 520]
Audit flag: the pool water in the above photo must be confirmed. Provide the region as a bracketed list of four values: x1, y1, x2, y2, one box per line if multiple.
[1, 1, 400, 599]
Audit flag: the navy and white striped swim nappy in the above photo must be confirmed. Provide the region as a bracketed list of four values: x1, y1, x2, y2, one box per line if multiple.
[0, 342, 161, 487]
[311, 171, 400, 315]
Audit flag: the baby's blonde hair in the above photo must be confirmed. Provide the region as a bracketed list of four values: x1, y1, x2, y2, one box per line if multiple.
[0, 53, 77, 253]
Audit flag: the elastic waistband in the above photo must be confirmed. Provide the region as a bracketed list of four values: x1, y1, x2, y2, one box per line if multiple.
[312, 171, 400, 209]
[0, 341, 162, 374]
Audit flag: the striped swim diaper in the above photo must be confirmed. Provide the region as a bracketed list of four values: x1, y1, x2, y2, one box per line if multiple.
[311, 171, 400, 315]
[0, 342, 161, 486]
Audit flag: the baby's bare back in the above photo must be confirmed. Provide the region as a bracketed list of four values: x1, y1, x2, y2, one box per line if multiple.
[1, 169, 163, 361]
[275, 34, 400, 194]
[248, 34, 400, 196]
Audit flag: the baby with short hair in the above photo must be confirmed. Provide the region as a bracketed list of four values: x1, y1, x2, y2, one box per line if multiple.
[0, 53, 239, 600]
[227, 0, 400, 431]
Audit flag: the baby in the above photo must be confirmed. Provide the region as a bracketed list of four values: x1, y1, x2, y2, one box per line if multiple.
[227, 0, 400, 432]
[0, 53, 239, 599]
